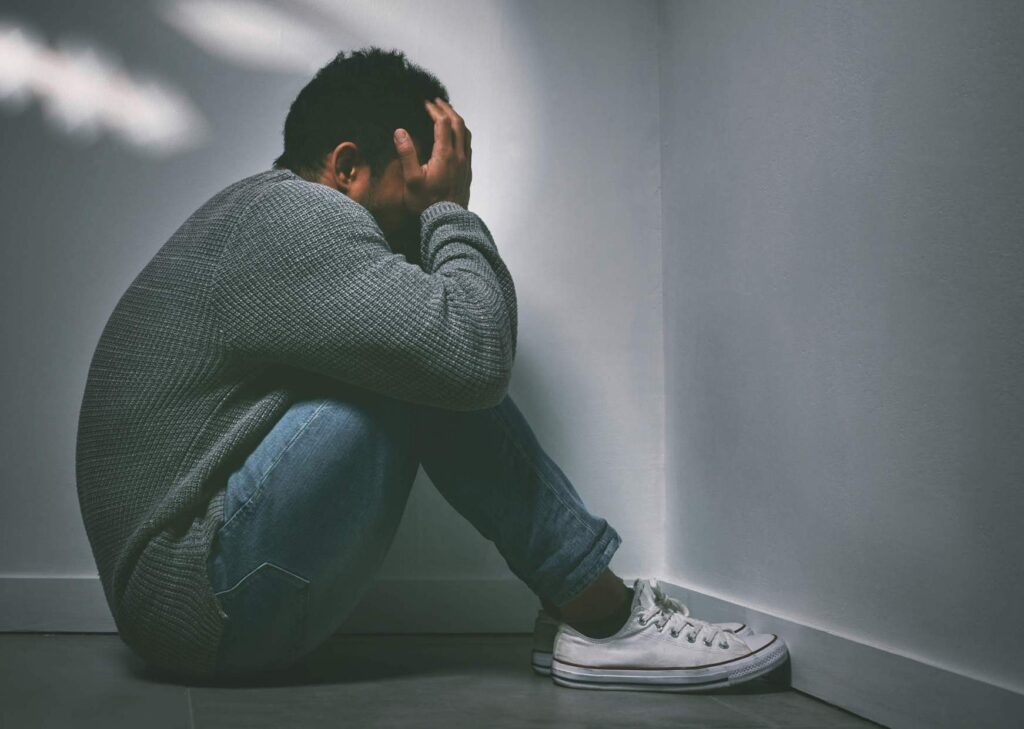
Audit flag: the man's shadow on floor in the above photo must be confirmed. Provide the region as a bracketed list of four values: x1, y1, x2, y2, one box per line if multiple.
[127, 633, 792, 694]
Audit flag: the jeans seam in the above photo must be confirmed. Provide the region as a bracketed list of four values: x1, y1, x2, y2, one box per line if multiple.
[219, 400, 332, 537]
[214, 560, 311, 597]
[487, 403, 599, 539]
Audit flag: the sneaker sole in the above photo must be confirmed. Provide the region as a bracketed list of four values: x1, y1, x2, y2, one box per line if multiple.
[550, 635, 788, 692]
[531, 650, 553, 675]
[532, 625, 752, 677]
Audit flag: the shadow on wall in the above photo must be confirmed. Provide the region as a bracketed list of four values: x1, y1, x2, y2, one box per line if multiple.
[0, 0, 390, 156]
[0, 0, 500, 156]
[0, 16, 208, 156]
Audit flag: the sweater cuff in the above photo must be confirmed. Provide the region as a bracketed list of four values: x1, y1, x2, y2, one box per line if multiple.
[419, 200, 467, 225]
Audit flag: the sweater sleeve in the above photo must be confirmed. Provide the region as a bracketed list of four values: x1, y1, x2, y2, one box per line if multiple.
[211, 179, 517, 411]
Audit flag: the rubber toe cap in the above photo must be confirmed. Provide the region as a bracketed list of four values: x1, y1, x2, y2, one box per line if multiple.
[742, 632, 780, 653]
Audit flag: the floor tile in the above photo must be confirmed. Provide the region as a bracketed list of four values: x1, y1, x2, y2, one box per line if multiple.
[711, 686, 886, 728]
[0, 633, 883, 729]
[190, 635, 772, 728]
[0, 634, 192, 729]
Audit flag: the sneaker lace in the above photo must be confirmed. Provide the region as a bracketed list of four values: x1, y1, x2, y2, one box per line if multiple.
[638, 579, 729, 648]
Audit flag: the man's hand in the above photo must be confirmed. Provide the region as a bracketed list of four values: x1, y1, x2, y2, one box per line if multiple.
[393, 97, 472, 214]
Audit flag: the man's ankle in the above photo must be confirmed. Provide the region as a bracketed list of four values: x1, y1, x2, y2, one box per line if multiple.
[558, 569, 632, 625]
[567, 586, 634, 638]
[540, 596, 562, 620]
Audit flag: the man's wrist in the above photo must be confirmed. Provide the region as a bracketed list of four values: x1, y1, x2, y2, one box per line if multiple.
[419, 200, 467, 225]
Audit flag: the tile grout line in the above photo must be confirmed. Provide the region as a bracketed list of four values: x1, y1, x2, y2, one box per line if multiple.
[186, 686, 196, 729]
[709, 694, 778, 729]
[788, 688, 887, 727]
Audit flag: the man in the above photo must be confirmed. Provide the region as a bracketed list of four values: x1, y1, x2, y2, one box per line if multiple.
[76, 47, 787, 689]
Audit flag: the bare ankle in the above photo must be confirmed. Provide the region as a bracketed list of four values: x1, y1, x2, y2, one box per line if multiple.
[556, 569, 632, 625]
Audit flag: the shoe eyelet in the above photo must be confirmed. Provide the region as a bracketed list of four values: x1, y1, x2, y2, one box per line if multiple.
[670, 630, 680, 638]
[719, 641, 729, 649]
[637, 617, 647, 626]
[686, 633, 696, 643]
[703, 639, 713, 647]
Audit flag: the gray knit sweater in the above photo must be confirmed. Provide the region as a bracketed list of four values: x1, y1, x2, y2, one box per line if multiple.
[75, 168, 517, 679]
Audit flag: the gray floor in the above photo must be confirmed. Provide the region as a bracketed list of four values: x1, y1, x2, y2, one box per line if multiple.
[0, 633, 884, 728]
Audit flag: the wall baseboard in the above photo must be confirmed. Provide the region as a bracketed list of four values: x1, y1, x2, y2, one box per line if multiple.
[1, 576, 117, 632]
[660, 578, 1024, 729]
[5, 575, 1022, 728]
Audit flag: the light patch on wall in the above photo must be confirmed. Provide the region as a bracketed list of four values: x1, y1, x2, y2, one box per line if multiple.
[0, 19, 208, 156]
[158, 0, 338, 73]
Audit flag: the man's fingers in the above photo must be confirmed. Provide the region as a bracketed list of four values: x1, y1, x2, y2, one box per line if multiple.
[433, 98, 467, 159]
[426, 98, 453, 157]
[393, 128, 421, 185]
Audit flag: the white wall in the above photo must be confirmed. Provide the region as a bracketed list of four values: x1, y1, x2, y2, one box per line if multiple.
[0, 0, 662, 607]
[376, 0, 665, 585]
[660, 0, 1024, 698]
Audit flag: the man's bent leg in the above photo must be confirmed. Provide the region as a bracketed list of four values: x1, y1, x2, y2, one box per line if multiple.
[206, 386, 419, 676]
[410, 393, 623, 611]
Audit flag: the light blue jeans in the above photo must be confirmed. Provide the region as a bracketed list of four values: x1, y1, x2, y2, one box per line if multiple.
[206, 384, 622, 676]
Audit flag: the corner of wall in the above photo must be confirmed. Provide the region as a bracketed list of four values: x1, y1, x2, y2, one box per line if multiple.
[653, 0, 670, 580]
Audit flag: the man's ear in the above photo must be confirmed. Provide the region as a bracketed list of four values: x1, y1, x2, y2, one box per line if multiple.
[322, 142, 361, 191]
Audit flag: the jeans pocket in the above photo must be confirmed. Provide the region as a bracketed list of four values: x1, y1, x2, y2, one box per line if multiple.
[213, 561, 310, 673]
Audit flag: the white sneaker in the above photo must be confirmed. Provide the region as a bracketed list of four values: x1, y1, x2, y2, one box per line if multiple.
[549, 577, 788, 692]
[531, 578, 753, 676]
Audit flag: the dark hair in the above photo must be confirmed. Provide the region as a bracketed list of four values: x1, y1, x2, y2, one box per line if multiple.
[273, 46, 448, 180]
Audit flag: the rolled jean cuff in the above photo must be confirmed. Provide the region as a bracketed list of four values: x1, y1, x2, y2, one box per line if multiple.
[545, 521, 623, 608]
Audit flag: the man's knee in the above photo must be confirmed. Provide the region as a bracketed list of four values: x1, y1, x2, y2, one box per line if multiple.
[317, 392, 413, 443]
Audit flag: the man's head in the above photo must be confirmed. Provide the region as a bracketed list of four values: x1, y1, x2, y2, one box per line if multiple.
[273, 46, 448, 250]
